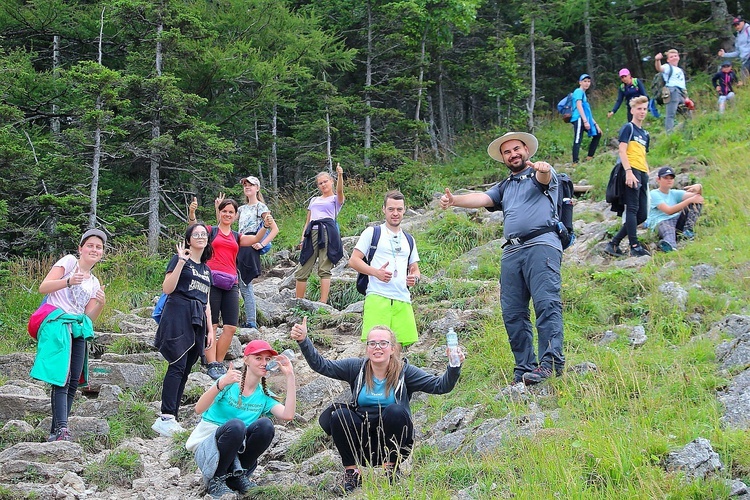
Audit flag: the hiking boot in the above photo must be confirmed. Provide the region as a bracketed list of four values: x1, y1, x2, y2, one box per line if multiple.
[603, 241, 624, 257]
[512, 373, 524, 385]
[342, 468, 362, 493]
[522, 365, 553, 385]
[658, 240, 675, 252]
[629, 244, 651, 257]
[151, 416, 185, 437]
[206, 475, 234, 499]
[241, 321, 257, 329]
[680, 229, 695, 240]
[226, 472, 256, 494]
[207, 362, 227, 380]
[54, 427, 72, 442]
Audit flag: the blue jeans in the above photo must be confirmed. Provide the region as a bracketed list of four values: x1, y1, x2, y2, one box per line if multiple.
[239, 276, 256, 326]
[664, 86, 685, 132]
[50, 335, 86, 433]
[500, 244, 564, 379]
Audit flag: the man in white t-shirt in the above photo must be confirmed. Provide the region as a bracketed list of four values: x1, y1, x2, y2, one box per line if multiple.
[349, 190, 421, 346]
[645, 167, 703, 252]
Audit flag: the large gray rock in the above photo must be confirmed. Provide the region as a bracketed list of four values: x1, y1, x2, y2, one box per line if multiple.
[665, 437, 723, 480]
[0, 392, 49, 421]
[710, 315, 750, 339]
[718, 369, 750, 429]
[84, 361, 156, 392]
[715, 332, 750, 370]
[658, 281, 688, 310]
[0, 353, 36, 380]
[0, 441, 85, 481]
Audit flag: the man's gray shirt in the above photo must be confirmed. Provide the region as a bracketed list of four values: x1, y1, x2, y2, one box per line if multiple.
[484, 166, 562, 255]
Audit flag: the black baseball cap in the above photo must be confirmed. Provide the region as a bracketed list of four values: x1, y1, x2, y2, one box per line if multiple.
[657, 167, 676, 178]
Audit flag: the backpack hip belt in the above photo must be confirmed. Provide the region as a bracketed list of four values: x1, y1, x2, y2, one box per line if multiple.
[502, 225, 557, 248]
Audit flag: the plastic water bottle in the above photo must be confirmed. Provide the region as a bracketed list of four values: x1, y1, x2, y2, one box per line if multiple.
[446, 328, 461, 368]
[265, 349, 296, 374]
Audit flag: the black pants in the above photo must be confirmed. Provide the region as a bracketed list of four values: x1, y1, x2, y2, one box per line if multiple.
[160, 340, 201, 417]
[215, 418, 275, 477]
[50, 335, 86, 433]
[330, 404, 414, 468]
[572, 118, 601, 163]
[612, 169, 650, 247]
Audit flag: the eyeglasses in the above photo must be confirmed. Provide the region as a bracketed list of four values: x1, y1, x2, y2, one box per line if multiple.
[366, 340, 392, 349]
[192, 232, 208, 239]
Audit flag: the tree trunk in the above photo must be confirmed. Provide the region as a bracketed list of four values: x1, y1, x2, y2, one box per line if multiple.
[89, 8, 106, 230]
[90, 97, 102, 230]
[271, 103, 278, 193]
[527, 17, 536, 131]
[413, 32, 427, 161]
[584, 0, 594, 85]
[427, 95, 439, 158]
[323, 71, 333, 171]
[51, 35, 60, 134]
[147, 21, 164, 255]
[364, 0, 373, 169]
[437, 58, 449, 160]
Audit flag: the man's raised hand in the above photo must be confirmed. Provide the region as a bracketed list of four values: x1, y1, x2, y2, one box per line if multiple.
[439, 188, 454, 209]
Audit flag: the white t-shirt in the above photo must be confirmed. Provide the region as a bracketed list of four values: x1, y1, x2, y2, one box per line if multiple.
[353, 224, 419, 303]
[662, 64, 686, 90]
[45, 254, 101, 315]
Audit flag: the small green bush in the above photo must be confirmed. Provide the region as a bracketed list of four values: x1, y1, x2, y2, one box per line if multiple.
[286, 425, 329, 463]
[83, 448, 143, 489]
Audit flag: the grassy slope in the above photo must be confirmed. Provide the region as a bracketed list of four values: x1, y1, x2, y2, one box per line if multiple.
[1, 79, 749, 498]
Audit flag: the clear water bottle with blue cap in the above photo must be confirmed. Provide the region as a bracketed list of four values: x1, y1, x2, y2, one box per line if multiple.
[446, 328, 461, 367]
[265, 349, 296, 374]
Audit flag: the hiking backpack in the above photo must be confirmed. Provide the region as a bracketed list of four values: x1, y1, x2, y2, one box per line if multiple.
[651, 65, 673, 105]
[556, 93, 573, 122]
[619, 77, 639, 92]
[496, 171, 576, 250]
[356, 226, 415, 295]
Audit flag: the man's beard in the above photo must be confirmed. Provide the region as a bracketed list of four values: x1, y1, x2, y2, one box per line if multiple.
[505, 156, 528, 173]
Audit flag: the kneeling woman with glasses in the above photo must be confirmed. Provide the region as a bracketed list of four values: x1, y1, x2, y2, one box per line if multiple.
[290, 318, 463, 493]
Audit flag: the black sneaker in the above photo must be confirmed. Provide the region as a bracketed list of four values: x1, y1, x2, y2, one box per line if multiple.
[522, 365, 553, 385]
[226, 472, 255, 494]
[206, 475, 234, 499]
[342, 468, 362, 493]
[603, 241, 624, 257]
[206, 362, 227, 380]
[629, 244, 651, 257]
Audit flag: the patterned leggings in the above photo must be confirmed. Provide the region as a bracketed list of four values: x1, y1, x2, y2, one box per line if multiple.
[657, 203, 702, 247]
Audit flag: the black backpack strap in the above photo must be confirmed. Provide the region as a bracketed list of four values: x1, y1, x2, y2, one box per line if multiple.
[365, 225, 381, 264]
[208, 225, 240, 244]
[496, 175, 512, 211]
[403, 232, 415, 262]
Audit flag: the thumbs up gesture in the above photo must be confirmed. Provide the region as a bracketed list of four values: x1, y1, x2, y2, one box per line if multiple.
[439, 188, 454, 209]
[189, 196, 198, 221]
[290, 316, 308, 342]
[374, 261, 393, 283]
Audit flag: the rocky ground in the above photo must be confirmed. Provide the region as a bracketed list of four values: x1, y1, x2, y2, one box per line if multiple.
[1, 177, 749, 498]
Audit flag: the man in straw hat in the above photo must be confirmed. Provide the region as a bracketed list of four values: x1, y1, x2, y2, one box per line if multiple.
[439, 132, 564, 385]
